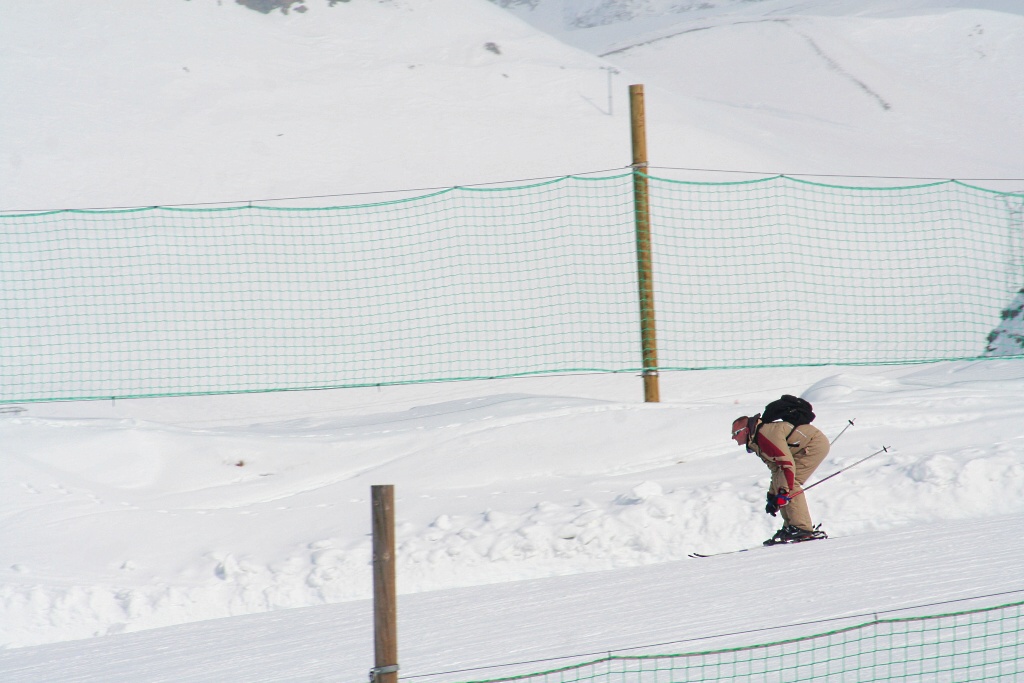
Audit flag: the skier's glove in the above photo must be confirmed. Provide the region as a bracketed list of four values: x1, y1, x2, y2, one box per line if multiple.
[765, 490, 790, 516]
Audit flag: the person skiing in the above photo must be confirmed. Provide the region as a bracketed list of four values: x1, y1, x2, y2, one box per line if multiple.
[731, 413, 830, 545]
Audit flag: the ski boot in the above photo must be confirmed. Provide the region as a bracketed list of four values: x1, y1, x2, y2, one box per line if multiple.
[763, 524, 827, 546]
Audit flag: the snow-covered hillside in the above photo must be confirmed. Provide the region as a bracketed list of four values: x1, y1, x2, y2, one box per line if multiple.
[2, 1, 1023, 681]
[503, 0, 1024, 185]
[1, 0, 627, 210]
[2, 0, 1021, 212]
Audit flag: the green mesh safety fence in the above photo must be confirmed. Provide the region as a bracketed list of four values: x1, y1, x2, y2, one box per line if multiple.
[2, 175, 1023, 402]
[450, 601, 1024, 683]
[651, 177, 1024, 369]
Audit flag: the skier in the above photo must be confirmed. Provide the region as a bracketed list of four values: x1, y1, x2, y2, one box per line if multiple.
[731, 414, 830, 545]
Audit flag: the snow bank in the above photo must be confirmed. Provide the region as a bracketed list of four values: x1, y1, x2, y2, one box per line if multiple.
[4, 361, 1024, 647]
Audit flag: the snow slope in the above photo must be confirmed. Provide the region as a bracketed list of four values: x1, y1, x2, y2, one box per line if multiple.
[507, 0, 1024, 184]
[2, 362, 1024, 679]
[2, 0, 1024, 680]
[1, 0, 628, 210]
[2, 0, 1021, 212]
[1, 512, 1021, 682]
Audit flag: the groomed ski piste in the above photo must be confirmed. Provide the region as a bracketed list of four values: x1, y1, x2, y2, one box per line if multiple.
[3, 364, 1024, 680]
[2, 0, 1024, 681]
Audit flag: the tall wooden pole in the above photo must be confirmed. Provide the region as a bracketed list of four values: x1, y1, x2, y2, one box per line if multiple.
[630, 84, 660, 403]
[371, 485, 398, 683]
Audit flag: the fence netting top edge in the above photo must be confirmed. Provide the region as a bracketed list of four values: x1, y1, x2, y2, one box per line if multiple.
[3, 172, 1022, 217]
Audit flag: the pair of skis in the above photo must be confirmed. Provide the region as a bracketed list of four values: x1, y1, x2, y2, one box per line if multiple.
[689, 533, 827, 558]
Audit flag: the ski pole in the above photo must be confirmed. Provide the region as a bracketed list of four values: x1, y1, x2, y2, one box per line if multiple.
[782, 445, 889, 502]
[801, 445, 889, 494]
[830, 419, 855, 445]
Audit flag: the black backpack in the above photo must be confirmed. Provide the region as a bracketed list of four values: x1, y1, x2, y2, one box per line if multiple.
[762, 394, 815, 427]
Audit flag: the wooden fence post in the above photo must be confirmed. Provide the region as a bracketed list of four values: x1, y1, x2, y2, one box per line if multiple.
[371, 485, 398, 683]
[630, 83, 660, 403]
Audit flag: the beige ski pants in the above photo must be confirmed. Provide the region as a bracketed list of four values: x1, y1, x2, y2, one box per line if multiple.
[771, 447, 829, 531]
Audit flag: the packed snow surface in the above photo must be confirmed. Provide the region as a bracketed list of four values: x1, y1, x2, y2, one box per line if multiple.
[1, 0, 1023, 681]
